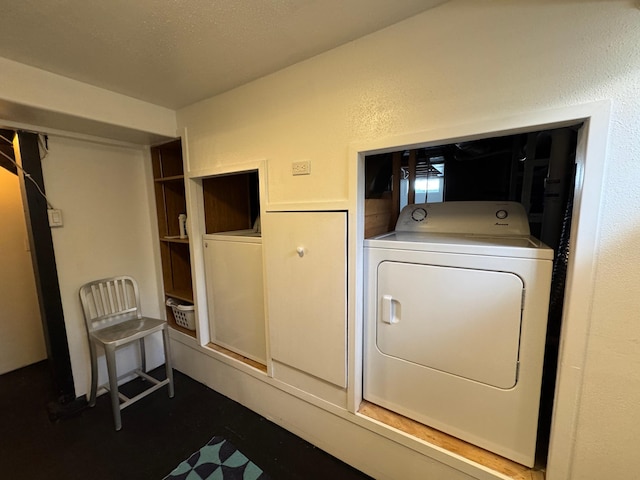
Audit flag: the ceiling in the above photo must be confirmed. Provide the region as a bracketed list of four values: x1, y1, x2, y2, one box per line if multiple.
[0, 0, 447, 110]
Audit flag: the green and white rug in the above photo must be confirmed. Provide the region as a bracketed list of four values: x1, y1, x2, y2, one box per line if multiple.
[164, 436, 269, 480]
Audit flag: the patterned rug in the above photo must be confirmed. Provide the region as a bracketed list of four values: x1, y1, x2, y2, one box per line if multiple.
[164, 436, 270, 480]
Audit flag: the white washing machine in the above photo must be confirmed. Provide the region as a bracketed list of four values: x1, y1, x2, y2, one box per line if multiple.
[363, 201, 553, 467]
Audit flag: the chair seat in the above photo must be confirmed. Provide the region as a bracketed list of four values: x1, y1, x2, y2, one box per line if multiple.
[91, 316, 166, 347]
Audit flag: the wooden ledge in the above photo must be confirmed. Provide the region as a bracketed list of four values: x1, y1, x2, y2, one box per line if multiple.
[358, 401, 544, 480]
[207, 343, 267, 373]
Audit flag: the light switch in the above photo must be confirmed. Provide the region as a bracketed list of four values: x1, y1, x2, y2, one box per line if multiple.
[48, 209, 63, 227]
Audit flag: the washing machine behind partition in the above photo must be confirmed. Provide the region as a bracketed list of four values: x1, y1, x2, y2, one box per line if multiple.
[363, 201, 553, 467]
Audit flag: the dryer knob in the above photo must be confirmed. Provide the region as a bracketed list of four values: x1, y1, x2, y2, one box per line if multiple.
[411, 208, 428, 222]
[496, 209, 509, 220]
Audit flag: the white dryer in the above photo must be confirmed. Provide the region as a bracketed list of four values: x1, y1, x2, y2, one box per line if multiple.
[363, 201, 553, 467]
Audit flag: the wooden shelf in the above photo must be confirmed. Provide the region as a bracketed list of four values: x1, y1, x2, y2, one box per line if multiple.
[151, 140, 183, 179]
[165, 289, 193, 303]
[160, 236, 190, 244]
[155, 175, 185, 183]
[170, 323, 196, 338]
[151, 138, 194, 333]
[166, 312, 197, 338]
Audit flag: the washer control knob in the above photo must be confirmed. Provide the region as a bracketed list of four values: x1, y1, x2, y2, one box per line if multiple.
[496, 209, 509, 220]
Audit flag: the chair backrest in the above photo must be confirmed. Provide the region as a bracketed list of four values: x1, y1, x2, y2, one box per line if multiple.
[79, 276, 142, 333]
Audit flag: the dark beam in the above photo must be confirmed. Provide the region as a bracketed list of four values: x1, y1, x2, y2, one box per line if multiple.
[17, 131, 76, 404]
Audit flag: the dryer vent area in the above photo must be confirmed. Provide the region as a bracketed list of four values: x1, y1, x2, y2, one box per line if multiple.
[362, 123, 582, 471]
[364, 125, 580, 248]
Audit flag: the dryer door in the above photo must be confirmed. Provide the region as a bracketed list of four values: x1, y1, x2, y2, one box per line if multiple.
[376, 261, 523, 389]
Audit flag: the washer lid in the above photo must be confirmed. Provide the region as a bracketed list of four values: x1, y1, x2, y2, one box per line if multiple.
[396, 201, 530, 236]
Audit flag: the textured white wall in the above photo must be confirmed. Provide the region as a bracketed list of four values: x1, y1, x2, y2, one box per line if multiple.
[0, 57, 177, 140]
[41, 135, 164, 397]
[0, 167, 46, 374]
[177, 1, 640, 478]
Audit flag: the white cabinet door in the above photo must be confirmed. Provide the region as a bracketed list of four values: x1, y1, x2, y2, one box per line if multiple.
[203, 233, 266, 364]
[263, 212, 347, 387]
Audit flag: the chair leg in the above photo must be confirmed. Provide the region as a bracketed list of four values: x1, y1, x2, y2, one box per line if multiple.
[139, 337, 146, 374]
[104, 344, 122, 431]
[88, 341, 98, 407]
[162, 326, 175, 398]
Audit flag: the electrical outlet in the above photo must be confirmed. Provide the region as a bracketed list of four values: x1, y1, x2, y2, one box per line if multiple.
[292, 160, 311, 176]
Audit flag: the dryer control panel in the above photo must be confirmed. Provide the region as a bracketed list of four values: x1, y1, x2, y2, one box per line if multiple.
[395, 201, 530, 236]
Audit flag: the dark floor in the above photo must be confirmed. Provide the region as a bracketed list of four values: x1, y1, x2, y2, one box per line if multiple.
[0, 361, 372, 480]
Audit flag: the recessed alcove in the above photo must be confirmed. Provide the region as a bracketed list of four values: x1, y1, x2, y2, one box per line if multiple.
[359, 122, 583, 476]
[202, 170, 260, 234]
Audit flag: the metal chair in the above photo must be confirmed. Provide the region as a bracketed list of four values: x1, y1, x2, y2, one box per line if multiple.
[79, 275, 174, 430]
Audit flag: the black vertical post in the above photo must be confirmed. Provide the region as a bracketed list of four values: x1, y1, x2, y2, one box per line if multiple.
[17, 131, 77, 406]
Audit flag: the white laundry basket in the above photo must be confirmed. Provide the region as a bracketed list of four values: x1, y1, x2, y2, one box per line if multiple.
[166, 298, 196, 330]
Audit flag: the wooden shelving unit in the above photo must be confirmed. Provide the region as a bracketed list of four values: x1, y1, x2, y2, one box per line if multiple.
[150, 138, 195, 337]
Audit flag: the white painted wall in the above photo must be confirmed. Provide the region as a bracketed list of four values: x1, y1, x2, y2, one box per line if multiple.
[0, 57, 177, 143]
[177, 1, 640, 478]
[0, 166, 46, 374]
[41, 135, 164, 397]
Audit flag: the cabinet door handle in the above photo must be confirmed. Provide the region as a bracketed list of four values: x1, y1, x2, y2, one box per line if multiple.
[381, 294, 399, 324]
[296, 246, 305, 257]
